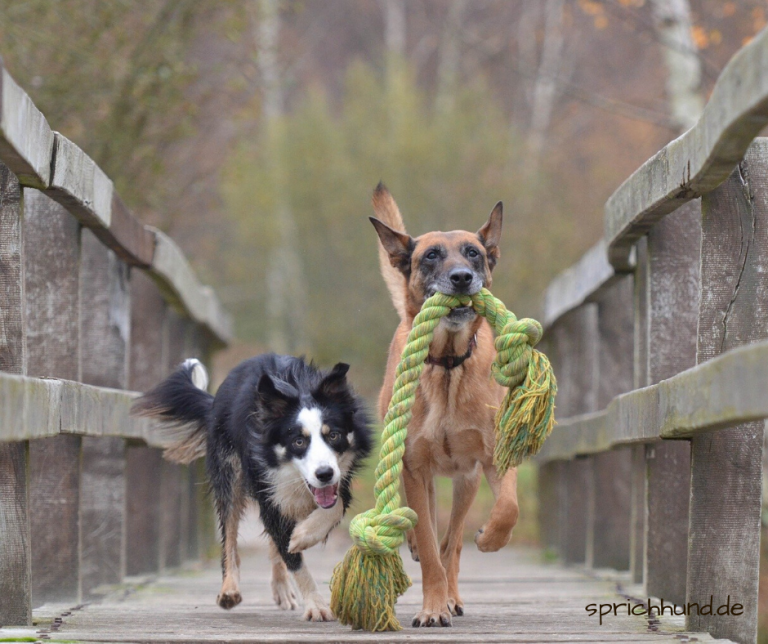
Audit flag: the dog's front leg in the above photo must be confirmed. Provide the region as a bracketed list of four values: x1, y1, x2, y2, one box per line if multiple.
[292, 558, 335, 622]
[287, 502, 343, 553]
[475, 464, 519, 552]
[403, 466, 452, 627]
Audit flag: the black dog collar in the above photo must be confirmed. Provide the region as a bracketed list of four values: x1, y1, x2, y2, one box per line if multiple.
[426, 335, 477, 370]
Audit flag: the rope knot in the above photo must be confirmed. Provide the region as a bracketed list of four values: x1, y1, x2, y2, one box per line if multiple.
[491, 317, 543, 389]
[349, 508, 418, 557]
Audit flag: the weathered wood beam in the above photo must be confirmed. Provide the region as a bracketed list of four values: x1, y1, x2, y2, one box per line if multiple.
[605, 27, 768, 270]
[538, 338, 768, 462]
[0, 66, 53, 189]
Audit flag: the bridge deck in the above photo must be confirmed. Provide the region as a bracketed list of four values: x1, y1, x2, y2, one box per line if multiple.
[4, 543, 732, 643]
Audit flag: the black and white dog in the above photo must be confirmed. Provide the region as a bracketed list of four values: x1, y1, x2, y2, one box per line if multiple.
[132, 354, 372, 621]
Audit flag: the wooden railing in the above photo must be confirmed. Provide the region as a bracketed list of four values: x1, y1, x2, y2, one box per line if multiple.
[0, 60, 231, 626]
[537, 27, 768, 644]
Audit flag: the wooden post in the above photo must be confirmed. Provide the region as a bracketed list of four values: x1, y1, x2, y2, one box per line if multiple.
[546, 305, 598, 563]
[687, 142, 768, 643]
[126, 271, 168, 576]
[0, 162, 31, 626]
[79, 229, 130, 599]
[23, 189, 82, 605]
[644, 199, 701, 605]
[589, 276, 633, 570]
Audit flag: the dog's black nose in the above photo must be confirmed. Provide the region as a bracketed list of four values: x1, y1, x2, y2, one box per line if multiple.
[315, 466, 334, 484]
[449, 269, 473, 291]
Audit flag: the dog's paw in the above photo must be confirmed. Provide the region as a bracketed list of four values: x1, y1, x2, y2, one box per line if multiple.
[302, 594, 335, 622]
[288, 524, 323, 554]
[217, 590, 242, 610]
[474, 523, 512, 552]
[271, 575, 298, 611]
[447, 596, 464, 617]
[412, 608, 452, 627]
[406, 530, 420, 562]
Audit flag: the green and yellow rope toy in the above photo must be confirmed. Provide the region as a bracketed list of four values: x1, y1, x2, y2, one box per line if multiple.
[329, 288, 556, 631]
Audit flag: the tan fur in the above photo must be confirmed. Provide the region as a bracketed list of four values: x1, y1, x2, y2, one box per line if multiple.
[372, 183, 409, 320]
[371, 185, 519, 627]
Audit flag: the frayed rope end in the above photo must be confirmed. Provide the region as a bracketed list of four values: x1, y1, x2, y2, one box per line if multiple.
[330, 547, 412, 631]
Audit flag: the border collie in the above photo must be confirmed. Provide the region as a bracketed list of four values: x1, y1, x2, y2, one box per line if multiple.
[132, 354, 373, 621]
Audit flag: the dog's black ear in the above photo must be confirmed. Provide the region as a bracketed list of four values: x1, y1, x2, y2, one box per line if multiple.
[370, 217, 414, 275]
[476, 201, 503, 269]
[257, 374, 298, 414]
[314, 362, 351, 400]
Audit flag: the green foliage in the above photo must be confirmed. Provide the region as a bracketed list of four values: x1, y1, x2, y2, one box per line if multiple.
[222, 59, 576, 398]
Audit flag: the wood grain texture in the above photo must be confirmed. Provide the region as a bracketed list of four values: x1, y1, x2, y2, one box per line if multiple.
[79, 436, 126, 599]
[0, 66, 54, 189]
[588, 277, 633, 571]
[644, 200, 700, 607]
[160, 460, 183, 570]
[23, 189, 83, 606]
[0, 160, 30, 626]
[629, 445, 645, 585]
[125, 446, 162, 575]
[686, 141, 768, 644]
[605, 29, 768, 270]
[560, 458, 591, 565]
[79, 229, 130, 599]
[100, 192, 155, 268]
[80, 228, 130, 390]
[0, 162, 25, 374]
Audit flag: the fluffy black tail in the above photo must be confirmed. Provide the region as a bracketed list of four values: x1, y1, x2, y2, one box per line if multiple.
[132, 359, 213, 464]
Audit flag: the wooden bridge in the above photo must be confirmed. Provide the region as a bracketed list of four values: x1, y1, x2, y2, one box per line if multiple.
[4, 24, 768, 644]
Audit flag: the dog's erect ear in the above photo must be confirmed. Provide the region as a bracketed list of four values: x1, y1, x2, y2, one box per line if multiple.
[314, 362, 351, 401]
[370, 217, 414, 275]
[476, 201, 503, 269]
[257, 374, 298, 414]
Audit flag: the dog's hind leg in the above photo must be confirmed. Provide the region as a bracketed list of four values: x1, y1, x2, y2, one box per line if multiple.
[268, 539, 298, 611]
[292, 560, 335, 622]
[212, 454, 246, 609]
[440, 466, 481, 616]
[475, 464, 519, 552]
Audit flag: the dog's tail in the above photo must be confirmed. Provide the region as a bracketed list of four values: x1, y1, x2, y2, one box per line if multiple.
[372, 182, 408, 321]
[131, 358, 213, 464]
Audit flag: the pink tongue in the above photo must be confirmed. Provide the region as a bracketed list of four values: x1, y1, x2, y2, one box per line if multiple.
[313, 484, 337, 508]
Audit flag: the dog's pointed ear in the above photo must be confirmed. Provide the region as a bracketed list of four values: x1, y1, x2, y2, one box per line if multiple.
[314, 362, 351, 401]
[370, 217, 414, 274]
[257, 374, 298, 413]
[476, 201, 503, 269]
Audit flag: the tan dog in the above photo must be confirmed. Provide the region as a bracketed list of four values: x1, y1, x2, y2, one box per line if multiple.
[370, 183, 520, 628]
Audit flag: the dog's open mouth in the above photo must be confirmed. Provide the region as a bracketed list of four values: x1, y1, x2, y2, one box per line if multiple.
[308, 483, 339, 509]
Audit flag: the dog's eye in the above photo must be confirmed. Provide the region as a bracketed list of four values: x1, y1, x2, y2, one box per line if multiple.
[424, 250, 439, 261]
[292, 437, 306, 449]
[328, 431, 341, 443]
[466, 247, 479, 258]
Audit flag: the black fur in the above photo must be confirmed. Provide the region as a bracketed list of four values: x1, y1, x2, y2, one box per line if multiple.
[133, 354, 373, 574]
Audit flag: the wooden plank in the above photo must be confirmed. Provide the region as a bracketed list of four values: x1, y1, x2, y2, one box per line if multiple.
[125, 446, 162, 575]
[0, 160, 30, 627]
[125, 271, 167, 575]
[644, 200, 700, 607]
[160, 460, 183, 570]
[79, 436, 126, 599]
[47, 132, 112, 229]
[79, 230, 130, 599]
[536, 461, 561, 553]
[0, 443, 30, 626]
[23, 189, 82, 606]
[587, 276, 633, 571]
[628, 445, 645, 585]
[0, 66, 54, 189]
[686, 141, 768, 644]
[102, 192, 155, 268]
[605, 27, 768, 270]
[542, 240, 623, 328]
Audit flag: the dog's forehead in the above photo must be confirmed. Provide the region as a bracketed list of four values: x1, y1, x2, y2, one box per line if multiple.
[297, 407, 323, 437]
[415, 230, 480, 251]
